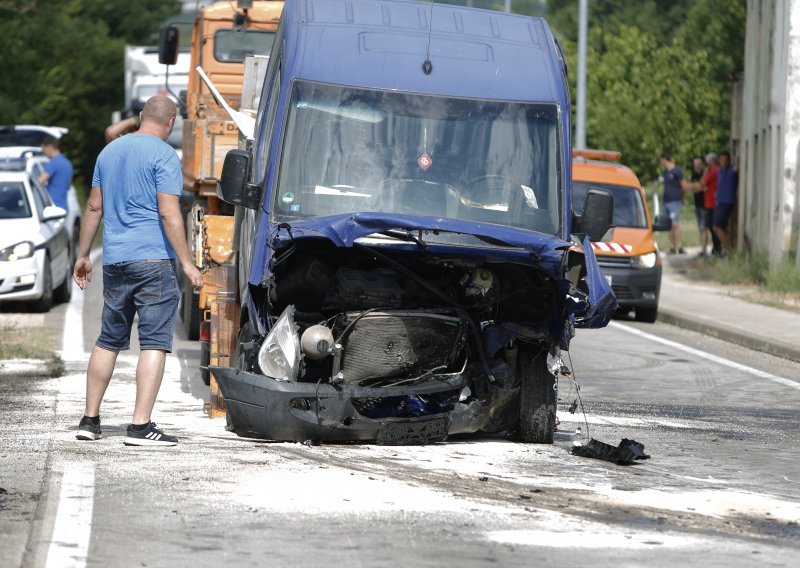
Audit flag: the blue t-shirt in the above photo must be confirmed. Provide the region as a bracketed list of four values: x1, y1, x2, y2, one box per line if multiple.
[44, 153, 73, 210]
[663, 166, 684, 203]
[92, 134, 182, 265]
[716, 165, 738, 205]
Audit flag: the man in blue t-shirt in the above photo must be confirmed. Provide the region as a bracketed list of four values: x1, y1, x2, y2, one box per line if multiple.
[72, 96, 203, 447]
[38, 136, 73, 210]
[713, 151, 739, 256]
[660, 152, 687, 254]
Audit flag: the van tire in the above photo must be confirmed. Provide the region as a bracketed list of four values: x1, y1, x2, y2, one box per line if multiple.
[635, 306, 658, 323]
[517, 347, 556, 444]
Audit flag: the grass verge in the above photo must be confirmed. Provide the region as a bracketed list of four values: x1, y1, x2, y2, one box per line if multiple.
[0, 323, 64, 377]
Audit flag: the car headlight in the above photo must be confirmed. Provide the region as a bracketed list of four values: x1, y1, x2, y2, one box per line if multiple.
[257, 305, 301, 381]
[631, 252, 657, 269]
[0, 241, 34, 261]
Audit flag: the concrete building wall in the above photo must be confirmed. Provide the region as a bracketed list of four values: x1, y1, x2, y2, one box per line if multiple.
[739, 0, 800, 265]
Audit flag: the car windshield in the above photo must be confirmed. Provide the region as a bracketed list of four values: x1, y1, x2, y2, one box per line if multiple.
[273, 81, 563, 236]
[214, 30, 276, 63]
[0, 182, 32, 219]
[0, 130, 49, 148]
[572, 181, 648, 229]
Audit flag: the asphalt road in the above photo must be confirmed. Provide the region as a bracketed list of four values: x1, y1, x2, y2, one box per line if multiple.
[1, 271, 799, 568]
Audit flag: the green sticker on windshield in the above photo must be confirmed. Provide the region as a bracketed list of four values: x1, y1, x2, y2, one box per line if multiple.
[281, 192, 295, 204]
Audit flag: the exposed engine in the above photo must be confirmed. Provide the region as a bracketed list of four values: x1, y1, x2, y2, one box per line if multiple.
[252, 241, 557, 398]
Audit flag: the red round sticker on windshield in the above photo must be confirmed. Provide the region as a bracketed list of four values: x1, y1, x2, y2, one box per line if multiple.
[417, 152, 433, 171]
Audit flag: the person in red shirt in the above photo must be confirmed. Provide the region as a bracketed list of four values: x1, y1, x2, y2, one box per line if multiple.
[702, 153, 722, 256]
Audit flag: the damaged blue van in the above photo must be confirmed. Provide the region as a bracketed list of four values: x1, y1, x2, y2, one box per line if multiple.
[211, 0, 616, 445]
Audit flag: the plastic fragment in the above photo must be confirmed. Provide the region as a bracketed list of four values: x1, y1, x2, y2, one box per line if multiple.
[571, 438, 651, 465]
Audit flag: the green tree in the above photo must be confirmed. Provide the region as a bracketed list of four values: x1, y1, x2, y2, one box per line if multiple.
[580, 26, 722, 181]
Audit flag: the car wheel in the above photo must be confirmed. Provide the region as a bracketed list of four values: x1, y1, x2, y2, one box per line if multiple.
[53, 261, 72, 304]
[32, 256, 53, 313]
[635, 306, 658, 323]
[517, 346, 556, 444]
[182, 282, 201, 341]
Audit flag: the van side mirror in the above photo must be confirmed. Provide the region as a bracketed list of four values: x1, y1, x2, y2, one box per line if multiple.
[574, 188, 614, 242]
[159, 25, 179, 65]
[219, 149, 260, 209]
[652, 214, 672, 232]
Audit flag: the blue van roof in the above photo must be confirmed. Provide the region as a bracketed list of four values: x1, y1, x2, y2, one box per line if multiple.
[282, 0, 566, 104]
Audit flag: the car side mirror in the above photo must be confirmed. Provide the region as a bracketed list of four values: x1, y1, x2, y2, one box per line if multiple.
[42, 205, 67, 221]
[652, 214, 672, 232]
[159, 24, 179, 66]
[574, 188, 614, 242]
[218, 149, 260, 209]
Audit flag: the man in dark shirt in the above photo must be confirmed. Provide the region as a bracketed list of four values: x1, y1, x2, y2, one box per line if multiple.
[713, 151, 739, 256]
[660, 152, 686, 254]
[688, 156, 711, 256]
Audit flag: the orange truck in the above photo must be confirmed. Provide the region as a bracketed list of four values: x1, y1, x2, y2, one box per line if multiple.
[572, 150, 672, 322]
[159, 1, 283, 395]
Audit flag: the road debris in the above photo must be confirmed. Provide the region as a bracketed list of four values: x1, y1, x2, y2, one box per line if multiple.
[571, 438, 651, 465]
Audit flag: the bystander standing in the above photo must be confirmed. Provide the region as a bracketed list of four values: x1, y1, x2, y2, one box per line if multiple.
[687, 156, 712, 256]
[713, 151, 739, 257]
[37, 136, 73, 211]
[72, 96, 203, 447]
[660, 152, 687, 254]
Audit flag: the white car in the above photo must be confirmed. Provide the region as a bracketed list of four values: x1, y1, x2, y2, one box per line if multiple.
[0, 159, 72, 312]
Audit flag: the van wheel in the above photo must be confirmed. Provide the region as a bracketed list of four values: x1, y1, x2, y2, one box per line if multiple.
[32, 257, 53, 313]
[517, 346, 556, 444]
[635, 306, 658, 323]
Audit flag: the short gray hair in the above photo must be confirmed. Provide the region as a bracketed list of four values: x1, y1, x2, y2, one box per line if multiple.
[141, 95, 177, 126]
[705, 152, 719, 164]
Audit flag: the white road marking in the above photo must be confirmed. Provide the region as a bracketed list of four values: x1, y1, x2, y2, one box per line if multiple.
[610, 321, 800, 391]
[44, 463, 96, 568]
[61, 248, 102, 360]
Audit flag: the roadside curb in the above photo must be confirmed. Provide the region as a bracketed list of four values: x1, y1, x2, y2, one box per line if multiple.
[658, 308, 800, 364]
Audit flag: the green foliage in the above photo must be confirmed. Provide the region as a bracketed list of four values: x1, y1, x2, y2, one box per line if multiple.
[547, 0, 745, 183]
[0, 0, 180, 190]
[711, 252, 768, 285]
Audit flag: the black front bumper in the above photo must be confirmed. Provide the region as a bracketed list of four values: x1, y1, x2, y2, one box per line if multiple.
[598, 263, 662, 309]
[210, 366, 490, 444]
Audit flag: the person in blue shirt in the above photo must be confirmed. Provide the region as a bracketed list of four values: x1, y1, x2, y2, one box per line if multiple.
[38, 136, 73, 210]
[72, 96, 203, 447]
[713, 151, 739, 257]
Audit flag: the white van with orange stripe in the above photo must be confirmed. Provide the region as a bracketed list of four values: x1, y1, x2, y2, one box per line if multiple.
[572, 150, 671, 322]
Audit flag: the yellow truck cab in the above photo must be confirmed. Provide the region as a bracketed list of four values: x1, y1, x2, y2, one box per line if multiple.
[572, 150, 671, 322]
[183, 1, 283, 196]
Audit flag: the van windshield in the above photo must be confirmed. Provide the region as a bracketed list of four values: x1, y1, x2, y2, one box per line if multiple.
[273, 81, 563, 236]
[572, 181, 648, 229]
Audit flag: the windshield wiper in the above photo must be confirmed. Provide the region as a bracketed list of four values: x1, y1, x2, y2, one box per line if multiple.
[377, 229, 429, 251]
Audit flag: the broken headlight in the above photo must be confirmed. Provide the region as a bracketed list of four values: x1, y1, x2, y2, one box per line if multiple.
[630, 252, 657, 269]
[257, 306, 301, 381]
[0, 241, 34, 261]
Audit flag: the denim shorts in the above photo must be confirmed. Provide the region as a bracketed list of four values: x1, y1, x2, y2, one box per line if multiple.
[664, 201, 683, 223]
[97, 259, 180, 352]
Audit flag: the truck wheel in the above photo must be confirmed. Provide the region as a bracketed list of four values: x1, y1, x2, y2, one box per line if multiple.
[635, 306, 658, 323]
[517, 346, 556, 444]
[233, 322, 258, 373]
[31, 257, 54, 313]
[182, 282, 200, 341]
[200, 340, 210, 386]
